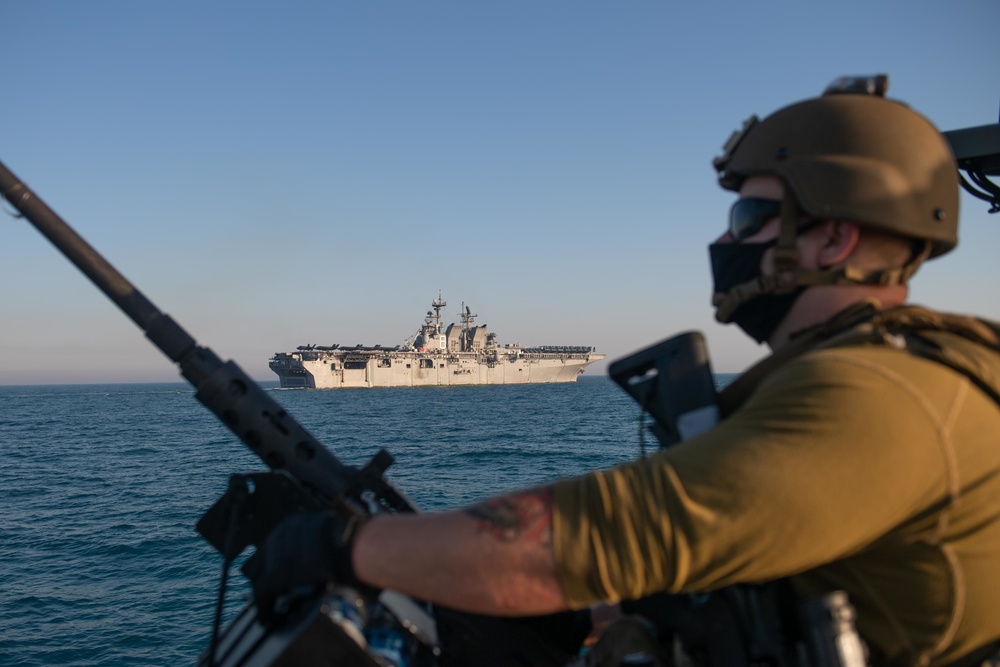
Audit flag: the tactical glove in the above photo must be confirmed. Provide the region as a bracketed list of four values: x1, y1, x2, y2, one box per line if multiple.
[245, 510, 368, 624]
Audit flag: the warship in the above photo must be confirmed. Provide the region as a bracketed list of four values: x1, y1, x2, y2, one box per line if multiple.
[269, 295, 605, 388]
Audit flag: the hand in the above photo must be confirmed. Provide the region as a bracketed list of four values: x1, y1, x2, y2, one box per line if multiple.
[245, 510, 368, 623]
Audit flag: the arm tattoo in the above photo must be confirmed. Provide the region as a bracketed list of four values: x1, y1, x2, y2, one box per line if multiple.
[464, 487, 553, 544]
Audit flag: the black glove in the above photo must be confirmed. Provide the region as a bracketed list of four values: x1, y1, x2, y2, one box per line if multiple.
[245, 510, 368, 623]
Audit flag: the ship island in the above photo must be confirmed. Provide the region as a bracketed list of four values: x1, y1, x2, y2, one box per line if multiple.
[269, 295, 605, 389]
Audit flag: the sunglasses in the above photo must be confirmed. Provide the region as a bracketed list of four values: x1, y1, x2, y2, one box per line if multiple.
[728, 197, 782, 242]
[729, 197, 824, 242]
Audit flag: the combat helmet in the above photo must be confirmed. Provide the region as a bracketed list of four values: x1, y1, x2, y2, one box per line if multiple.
[711, 75, 960, 323]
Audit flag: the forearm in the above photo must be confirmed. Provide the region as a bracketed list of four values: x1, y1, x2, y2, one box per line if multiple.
[351, 487, 569, 616]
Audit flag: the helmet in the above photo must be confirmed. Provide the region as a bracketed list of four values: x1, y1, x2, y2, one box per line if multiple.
[714, 75, 959, 257]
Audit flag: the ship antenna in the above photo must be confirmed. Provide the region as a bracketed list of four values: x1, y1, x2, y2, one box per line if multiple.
[461, 304, 477, 327]
[431, 291, 447, 334]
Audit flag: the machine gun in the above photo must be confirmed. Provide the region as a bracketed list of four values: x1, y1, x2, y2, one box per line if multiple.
[0, 162, 584, 667]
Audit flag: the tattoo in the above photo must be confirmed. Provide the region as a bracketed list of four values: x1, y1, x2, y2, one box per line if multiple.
[464, 487, 553, 544]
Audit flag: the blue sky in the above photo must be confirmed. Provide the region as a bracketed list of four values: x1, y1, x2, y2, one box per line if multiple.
[2, 1, 998, 384]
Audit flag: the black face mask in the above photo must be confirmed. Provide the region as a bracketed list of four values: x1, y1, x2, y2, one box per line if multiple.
[709, 241, 806, 344]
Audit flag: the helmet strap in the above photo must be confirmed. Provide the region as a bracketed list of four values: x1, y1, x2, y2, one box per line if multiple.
[771, 191, 803, 289]
[713, 273, 795, 322]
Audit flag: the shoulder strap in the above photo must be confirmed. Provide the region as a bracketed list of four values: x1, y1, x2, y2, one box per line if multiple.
[718, 303, 1000, 417]
[862, 305, 1000, 409]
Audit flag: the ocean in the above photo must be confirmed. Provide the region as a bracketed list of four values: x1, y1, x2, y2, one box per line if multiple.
[0, 375, 735, 666]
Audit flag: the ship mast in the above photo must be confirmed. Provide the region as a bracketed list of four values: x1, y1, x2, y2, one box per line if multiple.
[431, 292, 447, 335]
[460, 303, 477, 332]
[460, 303, 478, 352]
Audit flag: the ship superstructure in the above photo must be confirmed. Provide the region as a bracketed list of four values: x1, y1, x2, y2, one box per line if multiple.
[268, 295, 604, 389]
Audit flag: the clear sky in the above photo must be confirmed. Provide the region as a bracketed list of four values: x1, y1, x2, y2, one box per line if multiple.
[2, 1, 998, 385]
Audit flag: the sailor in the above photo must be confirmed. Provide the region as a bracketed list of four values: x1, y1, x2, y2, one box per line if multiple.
[249, 77, 1000, 666]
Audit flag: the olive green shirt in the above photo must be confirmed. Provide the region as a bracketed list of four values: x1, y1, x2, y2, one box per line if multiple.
[553, 345, 1000, 665]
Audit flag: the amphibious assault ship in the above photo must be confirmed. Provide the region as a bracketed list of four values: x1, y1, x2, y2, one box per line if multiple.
[269, 295, 604, 388]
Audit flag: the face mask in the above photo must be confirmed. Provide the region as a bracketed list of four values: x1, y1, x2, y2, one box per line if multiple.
[709, 241, 806, 344]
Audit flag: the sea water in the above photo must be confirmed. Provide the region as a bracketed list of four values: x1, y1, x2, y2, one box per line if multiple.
[0, 376, 735, 666]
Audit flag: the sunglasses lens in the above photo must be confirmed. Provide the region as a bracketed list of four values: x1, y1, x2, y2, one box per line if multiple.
[729, 198, 782, 241]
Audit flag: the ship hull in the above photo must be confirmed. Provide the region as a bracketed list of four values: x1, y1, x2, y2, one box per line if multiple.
[269, 350, 603, 389]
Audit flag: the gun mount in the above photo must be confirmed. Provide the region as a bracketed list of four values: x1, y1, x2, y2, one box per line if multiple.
[944, 122, 1000, 213]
